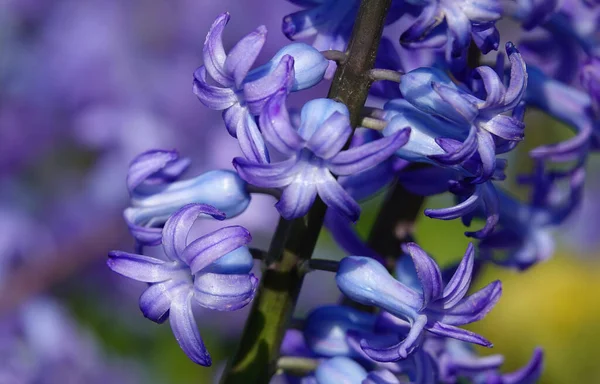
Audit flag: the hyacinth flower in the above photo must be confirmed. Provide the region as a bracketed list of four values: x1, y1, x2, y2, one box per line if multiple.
[435, 340, 544, 384]
[478, 162, 585, 270]
[124, 150, 251, 249]
[336, 243, 501, 362]
[194, 13, 328, 163]
[399, 42, 527, 183]
[382, 99, 505, 238]
[233, 93, 410, 221]
[108, 204, 258, 365]
[524, 66, 598, 162]
[400, 0, 502, 58]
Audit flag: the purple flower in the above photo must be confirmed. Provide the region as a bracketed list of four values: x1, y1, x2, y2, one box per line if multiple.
[124, 150, 251, 249]
[233, 94, 410, 221]
[401, 0, 502, 58]
[194, 13, 327, 163]
[525, 66, 597, 162]
[436, 340, 544, 384]
[479, 162, 585, 270]
[108, 204, 258, 365]
[336, 243, 501, 362]
[383, 100, 505, 238]
[400, 42, 527, 182]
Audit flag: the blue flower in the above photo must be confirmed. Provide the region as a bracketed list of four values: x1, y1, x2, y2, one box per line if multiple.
[124, 150, 250, 249]
[399, 42, 527, 182]
[193, 13, 328, 163]
[233, 94, 410, 221]
[336, 243, 501, 362]
[401, 0, 502, 58]
[383, 100, 505, 238]
[108, 204, 257, 366]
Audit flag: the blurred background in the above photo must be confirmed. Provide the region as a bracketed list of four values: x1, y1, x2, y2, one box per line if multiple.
[1, 1, 599, 383]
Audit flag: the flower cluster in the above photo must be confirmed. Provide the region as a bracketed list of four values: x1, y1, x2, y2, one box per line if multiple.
[104, 0, 600, 382]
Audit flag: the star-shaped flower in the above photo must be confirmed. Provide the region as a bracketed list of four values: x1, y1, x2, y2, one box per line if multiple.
[233, 92, 410, 221]
[108, 204, 257, 366]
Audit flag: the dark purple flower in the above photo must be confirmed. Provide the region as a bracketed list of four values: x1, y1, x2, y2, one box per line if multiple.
[108, 204, 257, 365]
[436, 339, 544, 384]
[479, 162, 585, 270]
[233, 94, 410, 221]
[525, 66, 597, 162]
[336, 243, 501, 362]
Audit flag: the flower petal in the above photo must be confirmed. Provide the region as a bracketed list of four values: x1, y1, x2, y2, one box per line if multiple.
[436, 280, 502, 325]
[180, 226, 252, 274]
[222, 103, 248, 138]
[233, 156, 297, 188]
[307, 112, 352, 159]
[404, 243, 443, 309]
[193, 66, 238, 110]
[139, 279, 190, 324]
[169, 291, 212, 366]
[427, 322, 492, 347]
[328, 128, 410, 176]
[127, 150, 188, 195]
[429, 125, 478, 165]
[502, 348, 544, 384]
[203, 13, 233, 88]
[441, 243, 475, 307]
[476, 66, 506, 109]
[316, 169, 360, 222]
[162, 204, 226, 262]
[225, 25, 267, 88]
[275, 177, 318, 219]
[193, 272, 258, 311]
[481, 114, 524, 141]
[236, 113, 270, 164]
[244, 55, 295, 115]
[424, 191, 480, 220]
[473, 128, 496, 183]
[360, 315, 427, 361]
[400, 4, 442, 43]
[432, 82, 479, 123]
[259, 90, 305, 155]
[107, 251, 186, 283]
[503, 42, 527, 110]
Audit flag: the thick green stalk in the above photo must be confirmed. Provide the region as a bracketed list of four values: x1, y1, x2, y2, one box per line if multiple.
[220, 1, 392, 382]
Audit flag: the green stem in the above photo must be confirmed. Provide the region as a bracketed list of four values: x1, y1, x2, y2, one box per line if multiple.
[220, 1, 391, 382]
